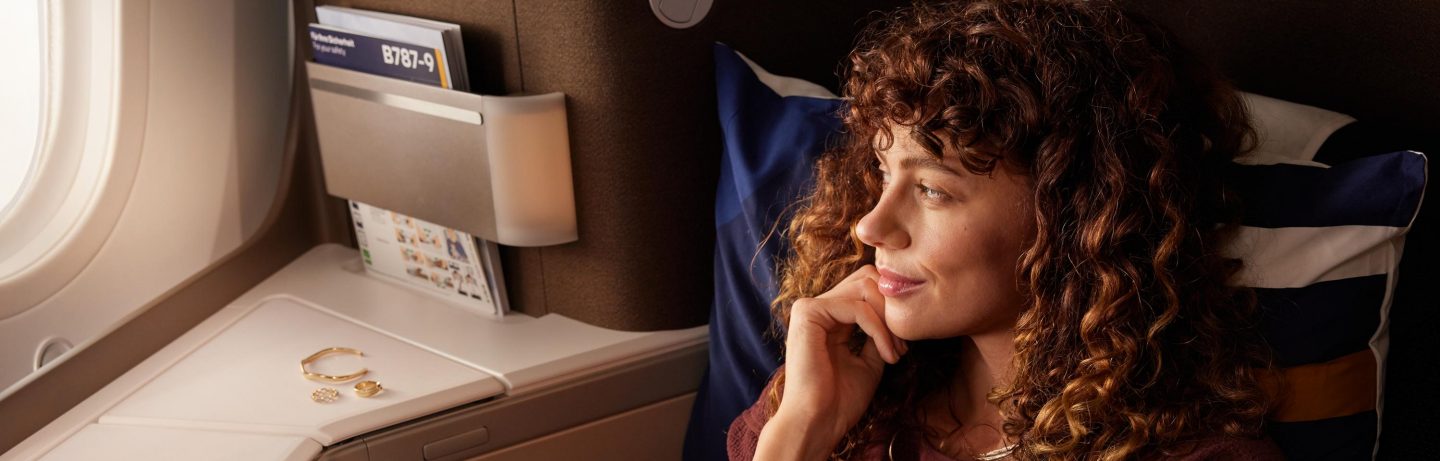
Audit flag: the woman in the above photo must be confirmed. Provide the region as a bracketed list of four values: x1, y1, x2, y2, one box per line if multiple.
[729, 0, 1282, 460]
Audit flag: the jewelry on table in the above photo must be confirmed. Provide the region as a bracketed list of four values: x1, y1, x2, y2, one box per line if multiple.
[311, 387, 341, 403]
[354, 380, 384, 398]
[301, 347, 368, 383]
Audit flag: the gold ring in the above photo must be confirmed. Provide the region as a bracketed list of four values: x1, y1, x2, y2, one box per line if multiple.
[301, 347, 368, 383]
[354, 380, 383, 398]
[311, 387, 340, 403]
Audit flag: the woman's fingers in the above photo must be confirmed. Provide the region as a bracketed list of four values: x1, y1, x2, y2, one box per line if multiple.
[792, 297, 898, 364]
[853, 277, 906, 360]
[771, 265, 896, 446]
[828, 265, 880, 293]
[796, 266, 899, 363]
[820, 267, 883, 308]
[842, 298, 898, 364]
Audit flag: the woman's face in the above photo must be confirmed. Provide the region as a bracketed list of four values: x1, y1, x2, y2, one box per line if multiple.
[856, 128, 1036, 341]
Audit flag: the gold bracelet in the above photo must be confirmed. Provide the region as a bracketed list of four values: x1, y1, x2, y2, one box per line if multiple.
[301, 347, 368, 383]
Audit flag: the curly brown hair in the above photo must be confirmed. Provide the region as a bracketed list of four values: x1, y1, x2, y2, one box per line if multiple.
[765, 0, 1274, 459]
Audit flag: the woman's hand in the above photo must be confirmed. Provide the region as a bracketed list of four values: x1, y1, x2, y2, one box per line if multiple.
[754, 265, 905, 460]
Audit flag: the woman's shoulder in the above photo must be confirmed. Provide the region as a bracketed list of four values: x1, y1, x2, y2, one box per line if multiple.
[1158, 434, 1286, 461]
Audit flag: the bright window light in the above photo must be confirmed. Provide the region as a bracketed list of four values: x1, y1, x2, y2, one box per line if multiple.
[0, 1, 44, 216]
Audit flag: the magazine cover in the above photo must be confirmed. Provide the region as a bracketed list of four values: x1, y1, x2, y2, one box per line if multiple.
[350, 201, 506, 315]
[315, 5, 468, 91]
[308, 23, 449, 88]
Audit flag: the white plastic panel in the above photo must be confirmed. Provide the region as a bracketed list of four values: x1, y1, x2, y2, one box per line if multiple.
[38, 424, 320, 461]
[100, 297, 504, 445]
[4, 244, 707, 461]
[236, 244, 709, 392]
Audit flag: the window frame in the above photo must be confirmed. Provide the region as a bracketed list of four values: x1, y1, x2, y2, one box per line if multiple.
[0, 0, 45, 218]
[0, 0, 150, 318]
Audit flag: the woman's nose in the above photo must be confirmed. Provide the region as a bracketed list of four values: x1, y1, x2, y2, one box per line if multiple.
[855, 193, 910, 250]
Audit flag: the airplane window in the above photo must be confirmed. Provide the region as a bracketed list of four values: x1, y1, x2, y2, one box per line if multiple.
[0, 0, 43, 216]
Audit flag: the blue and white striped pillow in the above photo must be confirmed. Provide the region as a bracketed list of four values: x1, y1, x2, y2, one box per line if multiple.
[1229, 93, 1428, 460]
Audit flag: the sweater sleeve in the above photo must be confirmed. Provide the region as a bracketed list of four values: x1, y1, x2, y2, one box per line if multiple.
[1170, 435, 1288, 460]
[726, 374, 780, 461]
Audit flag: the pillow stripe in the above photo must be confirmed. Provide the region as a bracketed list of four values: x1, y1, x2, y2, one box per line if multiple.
[729, 46, 841, 100]
[1230, 225, 1403, 288]
[1230, 151, 1427, 228]
[1239, 92, 1356, 163]
[1257, 274, 1386, 367]
[1266, 350, 1378, 423]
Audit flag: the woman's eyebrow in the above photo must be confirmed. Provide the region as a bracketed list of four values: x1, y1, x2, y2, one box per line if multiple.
[899, 155, 963, 177]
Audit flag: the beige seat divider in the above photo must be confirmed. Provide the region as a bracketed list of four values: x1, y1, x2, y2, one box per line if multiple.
[306, 62, 577, 247]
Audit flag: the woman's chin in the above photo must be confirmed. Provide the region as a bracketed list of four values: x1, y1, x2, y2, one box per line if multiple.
[885, 303, 980, 341]
[885, 309, 934, 341]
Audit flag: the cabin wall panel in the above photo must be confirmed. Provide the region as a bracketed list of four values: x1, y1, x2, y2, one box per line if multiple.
[0, 0, 291, 394]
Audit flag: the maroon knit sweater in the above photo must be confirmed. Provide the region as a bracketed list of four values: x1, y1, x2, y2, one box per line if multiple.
[727, 380, 1286, 460]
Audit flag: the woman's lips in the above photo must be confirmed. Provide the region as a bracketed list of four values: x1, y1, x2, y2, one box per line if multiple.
[877, 268, 925, 298]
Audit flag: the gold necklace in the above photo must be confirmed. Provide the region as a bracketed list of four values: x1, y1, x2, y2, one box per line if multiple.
[889, 432, 1018, 461]
[974, 443, 1018, 461]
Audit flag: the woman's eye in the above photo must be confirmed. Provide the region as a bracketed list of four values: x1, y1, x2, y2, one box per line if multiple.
[915, 184, 950, 201]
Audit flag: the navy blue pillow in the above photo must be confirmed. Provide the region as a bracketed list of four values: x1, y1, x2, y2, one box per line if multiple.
[682, 43, 843, 461]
